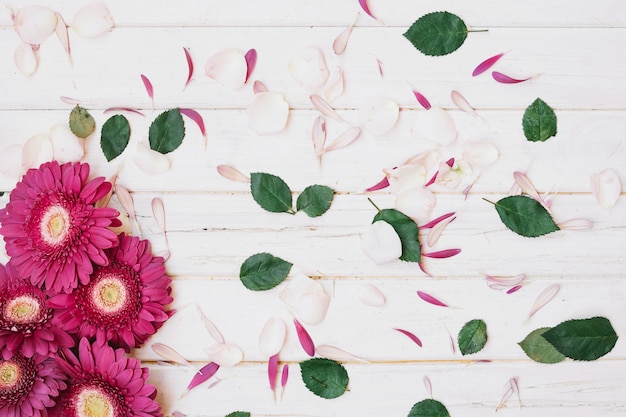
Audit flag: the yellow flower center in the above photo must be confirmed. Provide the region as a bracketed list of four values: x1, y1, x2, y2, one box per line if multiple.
[40, 205, 71, 245]
[76, 388, 114, 417]
[92, 277, 127, 314]
[5, 295, 40, 324]
[0, 362, 20, 389]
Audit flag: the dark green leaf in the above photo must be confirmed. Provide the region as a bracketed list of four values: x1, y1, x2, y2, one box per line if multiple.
[300, 358, 349, 399]
[69, 105, 95, 138]
[250, 172, 293, 213]
[373, 209, 421, 262]
[523, 98, 557, 142]
[518, 327, 566, 364]
[408, 399, 450, 417]
[100, 115, 130, 162]
[403, 11, 468, 56]
[296, 185, 334, 217]
[542, 317, 618, 361]
[239, 252, 292, 291]
[458, 319, 488, 355]
[490, 195, 559, 238]
[149, 108, 185, 154]
[225, 412, 250, 417]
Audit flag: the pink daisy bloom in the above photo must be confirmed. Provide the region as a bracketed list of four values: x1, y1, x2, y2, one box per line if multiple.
[0, 161, 120, 293]
[51, 234, 172, 351]
[0, 352, 67, 417]
[52, 338, 162, 417]
[0, 262, 74, 359]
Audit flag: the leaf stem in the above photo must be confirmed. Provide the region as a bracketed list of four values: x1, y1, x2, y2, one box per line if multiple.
[367, 197, 382, 212]
[287, 208, 296, 215]
[482, 198, 495, 205]
[467, 29, 489, 33]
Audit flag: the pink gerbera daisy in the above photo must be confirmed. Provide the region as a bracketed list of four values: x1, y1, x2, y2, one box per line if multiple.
[0, 161, 120, 293]
[0, 262, 74, 359]
[52, 338, 162, 417]
[0, 352, 67, 417]
[51, 234, 172, 351]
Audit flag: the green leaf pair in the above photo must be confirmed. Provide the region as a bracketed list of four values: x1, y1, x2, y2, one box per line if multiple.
[519, 317, 618, 363]
[239, 252, 292, 291]
[458, 319, 488, 355]
[372, 208, 421, 262]
[300, 358, 349, 399]
[487, 195, 559, 238]
[250, 172, 334, 217]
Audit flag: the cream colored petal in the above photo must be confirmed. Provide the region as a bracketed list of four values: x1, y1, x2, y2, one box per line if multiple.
[49, 124, 85, 163]
[462, 141, 499, 166]
[247, 91, 289, 135]
[71, 3, 114, 38]
[205, 49, 247, 90]
[394, 188, 436, 225]
[279, 273, 330, 325]
[316, 345, 368, 363]
[288, 48, 330, 90]
[360, 221, 402, 265]
[132, 142, 170, 175]
[22, 134, 53, 171]
[204, 344, 243, 367]
[358, 97, 399, 136]
[357, 284, 386, 307]
[14, 42, 38, 76]
[386, 164, 427, 195]
[590, 168, 621, 209]
[258, 317, 286, 357]
[14, 5, 57, 45]
[411, 107, 457, 145]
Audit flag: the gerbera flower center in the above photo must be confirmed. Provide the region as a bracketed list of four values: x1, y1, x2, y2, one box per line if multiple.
[40, 205, 71, 246]
[0, 362, 20, 389]
[4, 295, 41, 324]
[92, 277, 127, 314]
[76, 388, 114, 417]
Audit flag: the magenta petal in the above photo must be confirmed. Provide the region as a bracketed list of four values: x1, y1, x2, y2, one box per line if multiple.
[183, 47, 194, 88]
[294, 319, 315, 357]
[244, 48, 257, 83]
[445, 157, 455, 167]
[186, 362, 220, 391]
[422, 249, 462, 259]
[179, 108, 207, 138]
[507, 285, 522, 294]
[492, 71, 531, 84]
[421, 212, 456, 229]
[281, 364, 289, 388]
[140, 74, 154, 100]
[394, 328, 422, 347]
[416, 290, 448, 307]
[424, 171, 439, 187]
[472, 52, 504, 76]
[268, 353, 279, 391]
[359, 0, 376, 19]
[365, 176, 390, 192]
[412, 90, 431, 110]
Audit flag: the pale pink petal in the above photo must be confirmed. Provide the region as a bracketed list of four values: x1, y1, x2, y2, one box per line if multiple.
[114, 184, 139, 233]
[14, 42, 38, 76]
[450, 90, 478, 117]
[557, 218, 593, 230]
[49, 123, 85, 162]
[513, 171, 549, 209]
[60, 96, 82, 105]
[528, 284, 560, 320]
[394, 187, 436, 225]
[133, 142, 171, 174]
[412, 89, 431, 110]
[204, 344, 243, 367]
[462, 142, 499, 166]
[358, 0, 376, 20]
[279, 273, 330, 325]
[312, 116, 327, 160]
[244, 48, 257, 83]
[434, 160, 472, 190]
[411, 107, 457, 145]
[205, 49, 247, 90]
[401, 149, 439, 170]
[511, 377, 521, 409]
[183, 47, 194, 88]
[590, 168, 621, 209]
[333, 19, 356, 55]
[310, 94, 347, 124]
[358, 97, 399, 136]
[357, 284, 386, 307]
[421, 212, 456, 229]
[426, 214, 455, 247]
[151, 343, 195, 371]
[196, 306, 225, 344]
[423, 375, 433, 398]
[496, 377, 520, 411]
[394, 328, 422, 347]
[172, 412, 187, 417]
[103, 107, 145, 116]
[288, 48, 330, 90]
[71, 3, 114, 38]
[323, 127, 361, 153]
[483, 273, 525, 291]
[472, 52, 504, 77]
[186, 362, 220, 391]
[360, 220, 402, 265]
[0, 144, 24, 178]
[259, 318, 287, 357]
[315, 345, 368, 363]
[253, 80, 269, 94]
[217, 164, 251, 183]
[54, 12, 71, 62]
[247, 91, 289, 134]
[324, 67, 345, 102]
[21, 134, 53, 171]
[14, 5, 57, 45]
[151, 197, 167, 237]
[294, 319, 315, 356]
[417, 291, 448, 307]
[492, 71, 532, 84]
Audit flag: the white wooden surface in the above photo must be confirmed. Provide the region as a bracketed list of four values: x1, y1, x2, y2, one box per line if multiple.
[1, 1, 625, 416]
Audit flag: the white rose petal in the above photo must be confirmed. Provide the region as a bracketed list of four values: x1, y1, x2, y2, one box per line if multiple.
[14, 5, 57, 45]
[590, 168, 621, 209]
[279, 273, 330, 325]
[49, 124, 85, 163]
[204, 343, 243, 367]
[205, 49, 247, 90]
[258, 317, 286, 357]
[14, 42, 38, 76]
[411, 107, 457, 145]
[360, 221, 402, 265]
[395, 187, 436, 225]
[247, 91, 290, 135]
[72, 3, 114, 38]
[288, 48, 330, 90]
[357, 284, 386, 307]
[358, 97, 399, 136]
[22, 134, 53, 171]
[132, 142, 170, 175]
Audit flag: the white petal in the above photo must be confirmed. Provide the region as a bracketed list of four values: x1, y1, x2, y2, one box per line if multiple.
[590, 168, 621, 209]
[216, 165, 250, 183]
[288, 48, 330, 90]
[357, 284, 386, 307]
[49, 124, 85, 163]
[411, 107, 457, 145]
[462, 141, 499, 166]
[246, 91, 289, 134]
[386, 164, 427, 195]
[22, 134, 53, 171]
[435, 160, 472, 189]
[324, 67, 345, 102]
[205, 49, 247, 90]
[402, 150, 439, 172]
[132, 142, 170, 174]
[358, 97, 399, 136]
[360, 220, 402, 265]
[279, 273, 330, 325]
[323, 127, 361, 153]
[315, 345, 368, 363]
[14, 5, 57, 45]
[0, 145, 25, 178]
[258, 317, 286, 357]
[204, 344, 243, 367]
[395, 188, 436, 225]
[14, 42, 38, 76]
[71, 3, 114, 38]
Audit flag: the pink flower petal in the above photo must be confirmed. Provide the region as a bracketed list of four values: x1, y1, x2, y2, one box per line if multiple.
[333, 17, 356, 55]
[151, 197, 167, 254]
[216, 164, 251, 183]
[472, 52, 504, 77]
[186, 362, 220, 391]
[114, 184, 139, 233]
[152, 343, 195, 371]
[450, 90, 478, 117]
[426, 214, 456, 247]
[492, 71, 532, 84]
[513, 171, 550, 210]
[484, 273, 525, 291]
[14, 42, 38, 76]
[376, 58, 384, 77]
[412, 89, 431, 110]
[357, 284, 386, 307]
[312, 116, 326, 161]
[244, 48, 257, 83]
[528, 284, 560, 320]
[506, 285, 522, 294]
[253, 80, 269, 94]
[394, 328, 422, 347]
[55, 12, 71, 62]
[179, 108, 207, 147]
[259, 318, 286, 357]
[268, 353, 279, 392]
[140, 74, 154, 107]
[423, 375, 433, 398]
[557, 218, 593, 230]
[422, 249, 461, 259]
[310, 94, 347, 124]
[183, 47, 194, 88]
[496, 376, 520, 411]
[294, 319, 315, 356]
[205, 49, 247, 90]
[359, 0, 376, 20]
[315, 345, 369, 363]
[196, 306, 225, 344]
[421, 212, 456, 229]
[324, 67, 345, 102]
[103, 107, 145, 116]
[365, 175, 390, 192]
[60, 95, 82, 105]
[323, 127, 361, 153]
[416, 290, 448, 307]
[281, 364, 289, 388]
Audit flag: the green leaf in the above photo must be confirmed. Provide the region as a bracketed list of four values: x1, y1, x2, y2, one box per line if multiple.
[408, 399, 450, 417]
[250, 172, 293, 213]
[523, 98, 557, 142]
[458, 319, 488, 355]
[518, 327, 566, 364]
[100, 115, 130, 162]
[300, 358, 349, 399]
[373, 209, 421, 262]
[239, 252, 292, 291]
[490, 195, 559, 238]
[69, 105, 95, 138]
[542, 317, 618, 361]
[403, 11, 468, 56]
[225, 413, 250, 417]
[296, 185, 334, 217]
[149, 108, 185, 154]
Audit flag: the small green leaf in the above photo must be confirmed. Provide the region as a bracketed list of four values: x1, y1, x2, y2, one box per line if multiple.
[458, 319, 488, 355]
[100, 115, 130, 162]
[239, 252, 292, 291]
[408, 399, 450, 417]
[69, 105, 96, 138]
[542, 317, 618, 361]
[373, 209, 421, 262]
[518, 327, 566, 364]
[296, 185, 334, 217]
[523, 98, 557, 142]
[403, 11, 468, 56]
[149, 108, 185, 154]
[250, 172, 293, 213]
[300, 358, 349, 399]
[490, 195, 559, 238]
[225, 412, 250, 417]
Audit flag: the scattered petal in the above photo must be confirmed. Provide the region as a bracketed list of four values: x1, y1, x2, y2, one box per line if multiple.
[183, 47, 194, 88]
[259, 317, 287, 357]
[376, 58, 384, 77]
[358, 97, 399, 136]
[152, 343, 195, 371]
[196, 306, 226, 344]
[557, 218, 594, 230]
[205, 49, 247, 90]
[49, 123, 85, 163]
[310, 94, 347, 124]
[484, 273, 525, 291]
[244, 48, 257, 83]
[324, 67, 345, 102]
[450, 90, 478, 117]
[528, 284, 560, 320]
[179, 108, 207, 147]
[394, 328, 422, 347]
[359, 0, 376, 20]
[394, 187, 436, 225]
[411, 107, 457, 145]
[247, 91, 290, 134]
[422, 249, 461, 259]
[333, 18, 356, 55]
[217, 164, 251, 183]
[421, 212, 455, 229]
[21, 134, 53, 171]
[114, 184, 139, 233]
[294, 319, 315, 356]
[316, 345, 368, 363]
[103, 107, 145, 116]
[590, 168, 621, 208]
[186, 362, 220, 391]
[386, 163, 428, 195]
[312, 116, 327, 161]
[361, 220, 402, 265]
[417, 290, 448, 307]
[496, 376, 520, 411]
[434, 159, 472, 190]
[14, 42, 38, 76]
[357, 284, 386, 307]
[513, 171, 549, 209]
[423, 375, 433, 398]
[14, 5, 57, 45]
[412, 89, 432, 110]
[172, 412, 187, 417]
[268, 353, 279, 391]
[253, 80, 269, 93]
[510, 377, 522, 409]
[0, 144, 24, 178]
[445, 326, 456, 354]
[71, 3, 114, 38]
[60, 96, 82, 105]
[492, 71, 532, 84]
[55, 12, 71, 62]
[204, 344, 243, 367]
[279, 273, 330, 325]
[323, 127, 361, 153]
[140, 74, 154, 107]
[506, 285, 522, 294]
[472, 52, 504, 77]
[288, 48, 330, 90]
[462, 142, 499, 166]
[281, 364, 289, 388]
[133, 142, 171, 174]
[151, 197, 167, 238]
[365, 176, 390, 192]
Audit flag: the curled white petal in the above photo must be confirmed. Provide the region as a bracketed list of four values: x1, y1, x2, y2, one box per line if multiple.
[49, 124, 85, 163]
[22, 134, 53, 171]
[204, 344, 243, 367]
[72, 3, 114, 38]
[247, 91, 289, 135]
[205, 49, 247, 90]
[386, 164, 427, 195]
[357, 284, 386, 307]
[590, 168, 621, 209]
[132, 142, 170, 175]
[14, 5, 57, 45]
[358, 97, 399, 136]
[360, 221, 402, 265]
[288, 48, 330, 90]
[14, 42, 38, 76]
[395, 187, 436, 225]
[258, 317, 286, 357]
[462, 141, 499, 166]
[411, 107, 457, 145]
[279, 273, 330, 325]
[0, 145, 24, 178]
